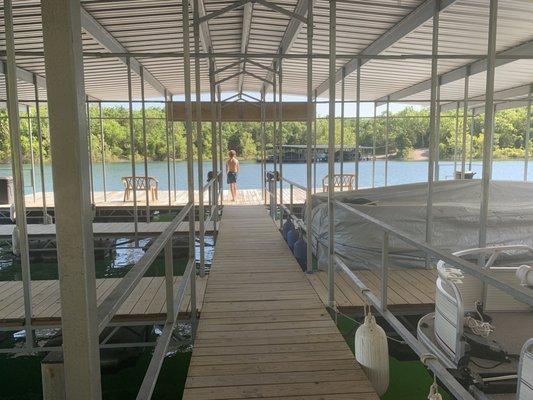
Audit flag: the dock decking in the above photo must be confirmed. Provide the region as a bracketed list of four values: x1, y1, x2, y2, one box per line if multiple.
[0, 276, 208, 327]
[11, 188, 307, 209]
[308, 269, 437, 314]
[183, 205, 378, 400]
[0, 221, 213, 239]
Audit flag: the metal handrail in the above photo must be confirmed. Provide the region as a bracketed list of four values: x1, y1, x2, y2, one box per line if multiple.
[324, 199, 533, 400]
[333, 255, 474, 400]
[202, 171, 221, 192]
[335, 200, 533, 307]
[136, 258, 195, 399]
[97, 201, 193, 331]
[281, 177, 307, 191]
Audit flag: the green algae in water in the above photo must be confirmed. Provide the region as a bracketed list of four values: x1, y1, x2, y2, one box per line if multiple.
[336, 313, 454, 400]
[0, 350, 190, 400]
[0, 237, 211, 399]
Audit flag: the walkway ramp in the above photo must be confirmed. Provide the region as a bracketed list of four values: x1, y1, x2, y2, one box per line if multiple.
[183, 205, 378, 400]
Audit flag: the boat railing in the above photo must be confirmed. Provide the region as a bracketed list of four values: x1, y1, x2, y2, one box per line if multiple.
[332, 200, 532, 400]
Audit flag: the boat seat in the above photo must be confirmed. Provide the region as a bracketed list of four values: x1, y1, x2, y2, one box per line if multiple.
[434, 276, 466, 367]
[517, 338, 533, 400]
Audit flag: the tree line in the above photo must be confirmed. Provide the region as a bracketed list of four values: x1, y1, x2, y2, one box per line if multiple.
[0, 104, 530, 163]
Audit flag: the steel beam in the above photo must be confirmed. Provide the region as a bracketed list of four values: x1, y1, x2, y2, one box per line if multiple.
[377, 38, 533, 105]
[194, 0, 206, 278]
[441, 81, 533, 113]
[526, 85, 532, 181]
[425, 0, 440, 255]
[460, 67, 470, 177]
[260, 0, 310, 94]
[305, 0, 313, 273]
[315, 0, 458, 97]
[0, 61, 47, 90]
[237, 1, 253, 94]
[41, 0, 102, 397]
[479, 0, 498, 251]
[327, 0, 336, 308]
[80, 7, 167, 96]
[4, 0, 33, 354]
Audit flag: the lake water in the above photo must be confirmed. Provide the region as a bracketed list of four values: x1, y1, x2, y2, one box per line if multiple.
[1, 159, 531, 195]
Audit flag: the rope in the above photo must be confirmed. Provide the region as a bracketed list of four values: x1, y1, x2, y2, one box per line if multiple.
[335, 308, 406, 344]
[465, 316, 494, 337]
[465, 302, 494, 338]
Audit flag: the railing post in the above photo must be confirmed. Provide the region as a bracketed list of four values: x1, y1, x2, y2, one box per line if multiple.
[289, 184, 294, 215]
[164, 240, 175, 323]
[381, 232, 389, 311]
[327, 0, 336, 309]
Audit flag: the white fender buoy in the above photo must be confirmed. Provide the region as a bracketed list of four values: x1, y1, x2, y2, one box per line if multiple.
[517, 265, 533, 287]
[11, 225, 20, 256]
[9, 203, 16, 222]
[355, 310, 389, 395]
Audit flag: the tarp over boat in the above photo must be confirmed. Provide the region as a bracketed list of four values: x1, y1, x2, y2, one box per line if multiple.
[308, 180, 533, 270]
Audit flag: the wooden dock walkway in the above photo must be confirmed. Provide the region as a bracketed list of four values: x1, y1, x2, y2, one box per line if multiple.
[308, 269, 437, 314]
[0, 221, 214, 239]
[0, 276, 208, 327]
[183, 205, 378, 400]
[8, 188, 307, 209]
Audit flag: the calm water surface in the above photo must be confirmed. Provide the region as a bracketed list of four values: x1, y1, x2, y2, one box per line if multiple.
[0, 159, 531, 194]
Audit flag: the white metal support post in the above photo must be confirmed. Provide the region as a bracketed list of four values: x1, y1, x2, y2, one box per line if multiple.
[327, 0, 336, 308]
[435, 83, 442, 181]
[355, 61, 361, 190]
[305, 0, 313, 274]
[194, 0, 206, 277]
[372, 102, 377, 188]
[385, 98, 390, 186]
[261, 90, 267, 204]
[525, 84, 532, 181]
[33, 73, 48, 222]
[41, 0, 102, 397]
[469, 109, 474, 171]
[140, 67, 150, 223]
[26, 105, 36, 201]
[183, 0, 198, 338]
[461, 67, 470, 177]
[126, 58, 139, 243]
[425, 0, 440, 254]
[217, 87, 224, 207]
[4, 0, 33, 353]
[479, 0, 499, 249]
[165, 90, 172, 207]
[453, 102, 460, 174]
[340, 66, 345, 185]
[86, 96, 95, 204]
[98, 102, 107, 202]
[209, 59, 219, 233]
[278, 60, 284, 230]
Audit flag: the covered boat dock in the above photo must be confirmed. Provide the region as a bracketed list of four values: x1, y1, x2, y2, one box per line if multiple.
[0, 0, 532, 399]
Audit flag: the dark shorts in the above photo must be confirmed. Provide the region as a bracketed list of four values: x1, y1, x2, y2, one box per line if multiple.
[227, 172, 237, 184]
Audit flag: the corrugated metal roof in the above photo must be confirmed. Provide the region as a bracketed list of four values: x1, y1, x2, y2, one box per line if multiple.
[0, 0, 531, 107]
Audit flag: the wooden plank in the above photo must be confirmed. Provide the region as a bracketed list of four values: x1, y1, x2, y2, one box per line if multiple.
[183, 205, 377, 399]
[0, 276, 208, 324]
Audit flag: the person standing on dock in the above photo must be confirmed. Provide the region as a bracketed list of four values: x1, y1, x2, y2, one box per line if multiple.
[226, 150, 240, 202]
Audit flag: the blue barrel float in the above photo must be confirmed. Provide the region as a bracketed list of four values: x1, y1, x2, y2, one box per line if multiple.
[287, 226, 299, 251]
[293, 236, 307, 270]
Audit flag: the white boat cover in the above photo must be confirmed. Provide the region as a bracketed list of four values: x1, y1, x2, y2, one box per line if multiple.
[308, 180, 533, 270]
